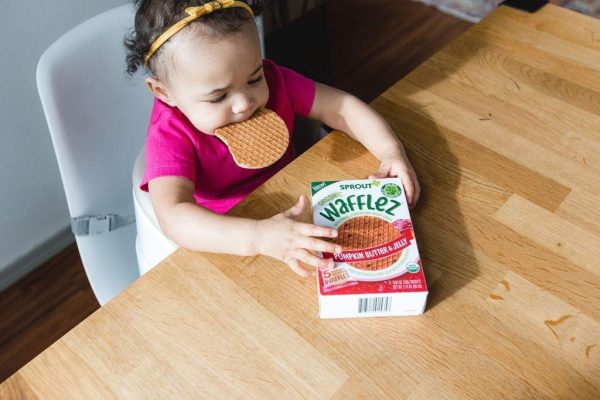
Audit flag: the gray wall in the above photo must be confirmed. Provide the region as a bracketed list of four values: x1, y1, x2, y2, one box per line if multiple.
[0, 0, 128, 291]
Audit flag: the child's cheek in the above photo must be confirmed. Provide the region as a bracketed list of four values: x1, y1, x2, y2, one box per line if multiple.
[190, 113, 218, 135]
[260, 81, 270, 107]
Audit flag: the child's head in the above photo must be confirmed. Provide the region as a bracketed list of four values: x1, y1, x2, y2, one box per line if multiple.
[125, 0, 267, 134]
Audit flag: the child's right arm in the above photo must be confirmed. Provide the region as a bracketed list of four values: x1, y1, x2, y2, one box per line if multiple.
[148, 176, 341, 277]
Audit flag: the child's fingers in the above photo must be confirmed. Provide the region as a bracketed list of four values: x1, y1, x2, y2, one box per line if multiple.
[368, 162, 390, 179]
[299, 237, 342, 254]
[283, 195, 306, 218]
[295, 222, 338, 238]
[398, 169, 420, 207]
[368, 171, 385, 179]
[291, 249, 332, 269]
[399, 171, 415, 205]
[286, 258, 311, 277]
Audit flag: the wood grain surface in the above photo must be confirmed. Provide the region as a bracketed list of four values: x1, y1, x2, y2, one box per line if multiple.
[1, 4, 599, 398]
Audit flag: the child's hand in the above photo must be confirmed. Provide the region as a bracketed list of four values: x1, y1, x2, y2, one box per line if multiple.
[255, 195, 341, 277]
[369, 148, 421, 208]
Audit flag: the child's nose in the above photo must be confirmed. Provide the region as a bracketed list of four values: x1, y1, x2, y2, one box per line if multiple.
[231, 93, 253, 115]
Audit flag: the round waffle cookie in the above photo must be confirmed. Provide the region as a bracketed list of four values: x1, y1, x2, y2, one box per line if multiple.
[335, 215, 402, 271]
[215, 108, 289, 169]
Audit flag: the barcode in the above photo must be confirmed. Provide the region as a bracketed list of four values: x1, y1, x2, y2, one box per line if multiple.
[358, 297, 392, 313]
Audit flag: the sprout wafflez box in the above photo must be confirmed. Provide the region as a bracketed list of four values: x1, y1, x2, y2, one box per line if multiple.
[310, 178, 428, 319]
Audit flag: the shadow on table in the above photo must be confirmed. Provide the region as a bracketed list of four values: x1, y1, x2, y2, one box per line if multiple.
[324, 35, 486, 311]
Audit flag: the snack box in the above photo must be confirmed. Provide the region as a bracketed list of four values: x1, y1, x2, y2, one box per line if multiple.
[310, 178, 428, 319]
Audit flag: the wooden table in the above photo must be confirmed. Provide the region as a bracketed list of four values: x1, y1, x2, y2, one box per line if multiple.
[3, 4, 600, 398]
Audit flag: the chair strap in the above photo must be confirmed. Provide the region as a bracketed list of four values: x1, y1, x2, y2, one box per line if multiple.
[71, 214, 135, 236]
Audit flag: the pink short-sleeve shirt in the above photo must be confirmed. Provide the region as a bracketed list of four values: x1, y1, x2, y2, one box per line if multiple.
[141, 59, 316, 214]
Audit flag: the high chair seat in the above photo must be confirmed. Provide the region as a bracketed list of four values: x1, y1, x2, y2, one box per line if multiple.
[36, 4, 265, 303]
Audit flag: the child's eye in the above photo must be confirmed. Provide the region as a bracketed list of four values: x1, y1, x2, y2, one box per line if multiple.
[248, 75, 263, 85]
[208, 93, 227, 103]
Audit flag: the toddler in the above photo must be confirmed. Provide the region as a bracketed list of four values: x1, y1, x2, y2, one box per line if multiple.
[125, 0, 420, 277]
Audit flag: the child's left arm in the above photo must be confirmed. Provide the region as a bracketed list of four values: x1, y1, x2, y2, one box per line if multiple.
[309, 83, 421, 207]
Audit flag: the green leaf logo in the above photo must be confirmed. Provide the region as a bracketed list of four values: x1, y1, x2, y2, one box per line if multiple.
[381, 183, 401, 198]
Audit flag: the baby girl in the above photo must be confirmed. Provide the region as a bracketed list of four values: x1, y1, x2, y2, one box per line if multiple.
[125, 0, 420, 277]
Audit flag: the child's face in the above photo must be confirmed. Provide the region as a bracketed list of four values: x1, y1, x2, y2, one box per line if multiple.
[147, 21, 268, 134]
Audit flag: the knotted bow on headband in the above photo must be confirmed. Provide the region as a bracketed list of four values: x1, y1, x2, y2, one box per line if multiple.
[144, 0, 254, 65]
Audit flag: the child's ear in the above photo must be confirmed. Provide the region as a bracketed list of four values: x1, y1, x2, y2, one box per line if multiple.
[145, 77, 175, 106]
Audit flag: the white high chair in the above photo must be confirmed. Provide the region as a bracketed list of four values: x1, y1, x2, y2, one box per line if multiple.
[37, 4, 266, 305]
[36, 4, 166, 305]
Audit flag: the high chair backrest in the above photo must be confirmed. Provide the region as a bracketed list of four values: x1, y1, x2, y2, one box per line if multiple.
[36, 4, 150, 305]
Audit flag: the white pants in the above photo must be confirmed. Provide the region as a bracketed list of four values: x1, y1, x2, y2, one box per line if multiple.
[132, 148, 178, 275]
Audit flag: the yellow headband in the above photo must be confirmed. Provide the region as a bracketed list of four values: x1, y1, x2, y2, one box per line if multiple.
[144, 0, 254, 65]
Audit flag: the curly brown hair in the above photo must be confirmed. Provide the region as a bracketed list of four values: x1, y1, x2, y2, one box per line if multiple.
[124, 0, 263, 77]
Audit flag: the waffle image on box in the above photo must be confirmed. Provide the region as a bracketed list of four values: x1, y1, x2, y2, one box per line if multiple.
[310, 178, 428, 319]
